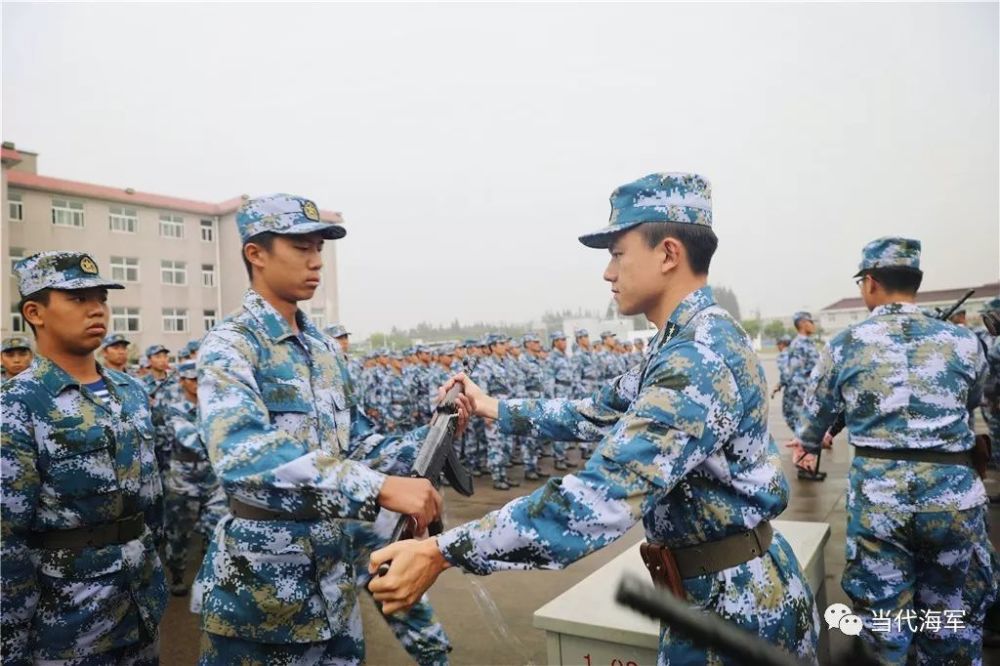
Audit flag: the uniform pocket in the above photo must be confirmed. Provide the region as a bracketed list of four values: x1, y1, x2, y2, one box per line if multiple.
[43, 424, 120, 499]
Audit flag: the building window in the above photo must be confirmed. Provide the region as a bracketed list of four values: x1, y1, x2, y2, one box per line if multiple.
[201, 264, 216, 288]
[52, 198, 85, 227]
[8, 191, 23, 221]
[160, 260, 187, 285]
[111, 307, 141, 332]
[11, 307, 24, 333]
[159, 213, 184, 239]
[9, 247, 25, 276]
[311, 308, 325, 329]
[203, 309, 217, 331]
[200, 219, 215, 242]
[109, 256, 140, 282]
[109, 205, 138, 233]
[162, 308, 188, 333]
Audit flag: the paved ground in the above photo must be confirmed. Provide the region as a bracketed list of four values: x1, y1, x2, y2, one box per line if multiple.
[160, 353, 1000, 665]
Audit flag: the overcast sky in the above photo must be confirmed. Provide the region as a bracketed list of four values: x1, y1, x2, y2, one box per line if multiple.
[4, 2, 997, 337]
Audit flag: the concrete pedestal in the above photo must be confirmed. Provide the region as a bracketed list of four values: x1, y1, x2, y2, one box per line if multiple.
[533, 520, 831, 666]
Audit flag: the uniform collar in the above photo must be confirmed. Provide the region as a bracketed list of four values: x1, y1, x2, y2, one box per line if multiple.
[243, 288, 318, 344]
[870, 302, 921, 318]
[35, 354, 129, 396]
[652, 285, 715, 348]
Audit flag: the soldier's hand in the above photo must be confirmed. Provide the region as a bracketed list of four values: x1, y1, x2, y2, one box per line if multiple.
[378, 477, 443, 533]
[369, 537, 450, 615]
[441, 373, 498, 420]
[821, 431, 834, 449]
[453, 392, 475, 438]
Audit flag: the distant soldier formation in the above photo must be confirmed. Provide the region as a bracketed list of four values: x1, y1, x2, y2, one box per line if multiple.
[2, 181, 999, 666]
[352, 330, 645, 489]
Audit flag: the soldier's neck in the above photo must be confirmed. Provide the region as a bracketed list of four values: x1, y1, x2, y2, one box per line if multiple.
[40, 344, 101, 384]
[647, 274, 708, 331]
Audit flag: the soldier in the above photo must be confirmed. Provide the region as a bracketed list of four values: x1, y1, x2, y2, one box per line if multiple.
[771, 334, 791, 402]
[163, 360, 226, 597]
[1, 251, 166, 664]
[572, 328, 601, 459]
[518, 334, 552, 481]
[795, 237, 993, 663]
[783, 311, 821, 444]
[546, 331, 577, 472]
[472, 334, 519, 490]
[136, 353, 150, 380]
[1, 335, 34, 384]
[143, 343, 178, 479]
[505, 338, 528, 466]
[976, 298, 1000, 467]
[370, 173, 818, 664]
[194, 193, 457, 664]
[100, 332, 131, 373]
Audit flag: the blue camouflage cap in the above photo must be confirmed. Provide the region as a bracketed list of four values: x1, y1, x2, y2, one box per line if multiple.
[792, 311, 813, 325]
[101, 333, 129, 349]
[521, 333, 540, 344]
[485, 333, 505, 345]
[777, 335, 792, 345]
[2, 336, 32, 352]
[138, 354, 150, 368]
[14, 251, 124, 297]
[600, 330, 616, 339]
[549, 331, 567, 342]
[579, 172, 712, 249]
[325, 324, 350, 338]
[574, 328, 589, 338]
[854, 236, 922, 277]
[980, 297, 1000, 313]
[461, 339, 478, 347]
[237, 194, 346, 244]
[145, 344, 168, 357]
[185, 339, 201, 356]
[176, 360, 198, 379]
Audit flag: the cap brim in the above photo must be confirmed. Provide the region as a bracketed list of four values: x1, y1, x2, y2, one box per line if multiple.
[55, 277, 126, 291]
[278, 221, 347, 240]
[578, 221, 643, 249]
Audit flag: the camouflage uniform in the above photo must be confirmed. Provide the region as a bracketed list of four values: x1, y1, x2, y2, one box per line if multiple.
[163, 362, 226, 593]
[142, 345, 179, 479]
[436, 175, 817, 665]
[797, 237, 995, 664]
[517, 336, 548, 475]
[546, 333, 574, 466]
[1, 252, 166, 665]
[783, 316, 820, 435]
[503, 348, 528, 466]
[472, 339, 514, 485]
[196, 195, 436, 664]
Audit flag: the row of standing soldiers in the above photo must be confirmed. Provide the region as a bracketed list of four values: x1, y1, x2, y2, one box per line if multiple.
[351, 329, 646, 489]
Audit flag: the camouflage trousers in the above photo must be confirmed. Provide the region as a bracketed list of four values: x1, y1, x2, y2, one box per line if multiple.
[982, 405, 1000, 467]
[842, 500, 995, 665]
[658, 532, 819, 665]
[484, 418, 511, 482]
[781, 386, 802, 435]
[35, 639, 158, 666]
[463, 418, 487, 473]
[199, 632, 364, 666]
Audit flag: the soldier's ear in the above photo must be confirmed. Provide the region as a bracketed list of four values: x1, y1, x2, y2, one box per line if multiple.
[660, 237, 682, 274]
[22, 300, 45, 330]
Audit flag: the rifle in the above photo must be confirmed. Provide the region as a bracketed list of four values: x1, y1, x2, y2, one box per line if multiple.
[377, 384, 473, 576]
[615, 573, 808, 666]
[796, 289, 977, 479]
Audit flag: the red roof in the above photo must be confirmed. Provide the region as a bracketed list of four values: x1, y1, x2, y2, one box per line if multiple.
[1, 147, 23, 165]
[822, 282, 1000, 311]
[5, 170, 343, 223]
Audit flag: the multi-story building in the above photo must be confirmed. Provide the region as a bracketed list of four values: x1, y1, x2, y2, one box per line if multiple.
[2, 142, 342, 357]
[817, 281, 999, 336]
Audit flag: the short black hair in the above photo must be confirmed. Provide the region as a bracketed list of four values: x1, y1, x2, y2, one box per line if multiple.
[867, 267, 923, 295]
[18, 289, 52, 336]
[242, 231, 278, 279]
[637, 222, 718, 275]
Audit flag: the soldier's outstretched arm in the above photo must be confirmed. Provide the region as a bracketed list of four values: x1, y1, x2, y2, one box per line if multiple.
[443, 372, 624, 443]
[1, 392, 41, 665]
[198, 325, 440, 527]
[371, 346, 728, 614]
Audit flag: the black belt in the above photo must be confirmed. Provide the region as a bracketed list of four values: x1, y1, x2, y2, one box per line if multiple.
[229, 498, 321, 522]
[671, 521, 773, 578]
[172, 448, 205, 463]
[29, 513, 146, 551]
[855, 447, 974, 467]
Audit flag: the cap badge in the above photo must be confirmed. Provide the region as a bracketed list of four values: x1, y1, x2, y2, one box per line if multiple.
[79, 256, 99, 274]
[302, 200, 320, 221]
